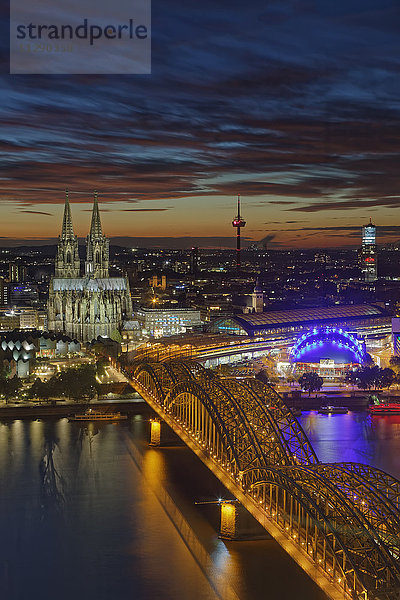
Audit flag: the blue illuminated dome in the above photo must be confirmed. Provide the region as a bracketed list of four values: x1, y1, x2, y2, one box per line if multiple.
[290, 327, 366, 365]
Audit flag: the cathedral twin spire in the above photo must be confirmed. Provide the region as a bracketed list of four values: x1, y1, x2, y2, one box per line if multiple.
[56, 189, 109, 279]
[89, 190, 103, 239]
[61, 189, 75, 240]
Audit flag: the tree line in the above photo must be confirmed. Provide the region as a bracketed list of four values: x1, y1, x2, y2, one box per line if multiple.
[0, 360, 109, 403]
[29, 364, 99, 401]
[297, 365, 400, 395]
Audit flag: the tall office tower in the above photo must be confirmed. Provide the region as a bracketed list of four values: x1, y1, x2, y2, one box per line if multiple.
[359, 219, 378, 282]
[190, 247, 199, 276]
[232, 195, 246, 270]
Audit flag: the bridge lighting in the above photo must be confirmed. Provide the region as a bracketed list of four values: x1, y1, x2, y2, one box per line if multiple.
[131, 360, 399, 598]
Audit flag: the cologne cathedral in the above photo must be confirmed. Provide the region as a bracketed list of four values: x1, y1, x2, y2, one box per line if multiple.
[47, 191, 132, 342]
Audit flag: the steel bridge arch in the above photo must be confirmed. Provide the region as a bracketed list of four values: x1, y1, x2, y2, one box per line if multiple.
[243, 377, 318, 465]
[165, 378, 274, 474]
[314, 464, 400, 556]
[247, 467, 375, 599]
[126, 358, 400, 600]
[245, 464, 400, 598]
[340, 463, 400, 511]
[164, 379, 243, 474]
[285, 466, 400, 588]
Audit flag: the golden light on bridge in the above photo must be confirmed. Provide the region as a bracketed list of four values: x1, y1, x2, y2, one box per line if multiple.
[125, 357, 400, 600]
[150, 419, 161, 446]
[219, 501, 237, 540]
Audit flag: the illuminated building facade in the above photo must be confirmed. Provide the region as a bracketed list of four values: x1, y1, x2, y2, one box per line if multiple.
[9, 262, 27, 282]
[359, 219, 377, 282]
[290, 326, 366, 378]
[0, 277, 8, 306]
[392, 318, 400, 356]
[135, 307, 202, 338]
[48, 191, 132, 342]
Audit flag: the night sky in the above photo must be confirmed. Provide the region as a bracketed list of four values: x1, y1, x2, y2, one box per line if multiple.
[2, 0, 400, 248]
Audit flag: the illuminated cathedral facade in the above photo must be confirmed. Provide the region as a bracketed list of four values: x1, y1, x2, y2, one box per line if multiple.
[47, 191, 133, 342]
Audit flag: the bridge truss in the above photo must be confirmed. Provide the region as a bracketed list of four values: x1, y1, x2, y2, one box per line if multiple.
[122, 358, 400, 600]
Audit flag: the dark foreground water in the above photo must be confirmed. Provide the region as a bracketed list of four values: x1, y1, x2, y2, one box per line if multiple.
[0, 411, 398, 600]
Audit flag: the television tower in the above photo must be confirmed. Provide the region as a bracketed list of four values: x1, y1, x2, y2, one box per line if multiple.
[232, 194, 246, 269]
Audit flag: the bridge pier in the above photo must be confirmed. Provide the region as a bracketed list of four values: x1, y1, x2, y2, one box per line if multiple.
[219, 501, 271, 541]
[149, 419, 161, 446]
[149, 418, 184, 446]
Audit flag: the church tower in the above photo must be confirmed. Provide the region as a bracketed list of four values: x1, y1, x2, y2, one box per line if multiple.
[48, 188, 132, 342]
[55, 189, 81, 278]
[85, 191, 109, 278]
[252, 278, 264, 313]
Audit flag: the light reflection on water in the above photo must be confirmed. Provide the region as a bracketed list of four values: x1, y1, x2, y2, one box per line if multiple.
[3, 411, 399, 600]
[299, 411, 400, 477]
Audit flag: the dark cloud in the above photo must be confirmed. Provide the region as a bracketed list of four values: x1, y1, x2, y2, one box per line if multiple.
[121, 208, 172, 212]
[287, 197, 400, 212]
[1, 0, 400, 246]
[20, 210, 52, 216]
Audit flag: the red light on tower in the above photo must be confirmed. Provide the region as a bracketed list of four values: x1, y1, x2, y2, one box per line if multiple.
[232, 194, 246, 269]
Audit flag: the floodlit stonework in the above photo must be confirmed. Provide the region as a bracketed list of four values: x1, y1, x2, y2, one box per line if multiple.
[48, 191, 132, 342]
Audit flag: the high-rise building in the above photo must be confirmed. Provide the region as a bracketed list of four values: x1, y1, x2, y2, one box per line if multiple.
[9, 262, 27, 282]
[0, 277, 8, 306]
[48, 191, 133, 342]
[359, 219, 377, 282]
[190, 247, 199, 276]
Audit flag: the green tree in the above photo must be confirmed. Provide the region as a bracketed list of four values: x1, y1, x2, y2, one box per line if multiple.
[255, 369, 270, 385]
[389, 356, 400, 377]
[96, 357, 108, 379]
[286, 375, 297, 387]
[378, 367, 395, 390]
[298, 372, 323, 396]
[345, 365, 389, 390]
[4, 376, 21, 403]
[110, 329, 122, 344]
[364, 353, 375, 367]
[28, 377, 46, 400]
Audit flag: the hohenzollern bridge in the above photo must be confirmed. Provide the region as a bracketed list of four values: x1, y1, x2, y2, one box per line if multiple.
[120, 357, 400, 600]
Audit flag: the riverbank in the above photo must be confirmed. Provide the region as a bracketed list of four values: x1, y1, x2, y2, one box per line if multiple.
[0, 396, 151, 419]
[286, 395, 369, 410]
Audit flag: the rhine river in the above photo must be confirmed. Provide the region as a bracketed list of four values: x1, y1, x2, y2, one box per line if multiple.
[0, 410, 399, 600]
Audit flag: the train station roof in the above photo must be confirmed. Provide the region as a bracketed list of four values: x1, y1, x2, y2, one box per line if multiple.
[217, 304, 390, 336]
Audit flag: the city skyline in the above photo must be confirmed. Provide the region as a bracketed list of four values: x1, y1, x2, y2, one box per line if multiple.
[2, 1, 400, 248]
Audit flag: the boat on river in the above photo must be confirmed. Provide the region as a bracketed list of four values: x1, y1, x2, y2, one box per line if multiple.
[369, 403, 400, 415]
[318, 406, 348, 414]
[69, 409, 127, 421]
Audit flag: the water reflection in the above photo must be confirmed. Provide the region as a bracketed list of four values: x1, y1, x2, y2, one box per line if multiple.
[39, 435, 65, 516]
[3, 414, 382, 600]
[299, 411, 400, 478]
